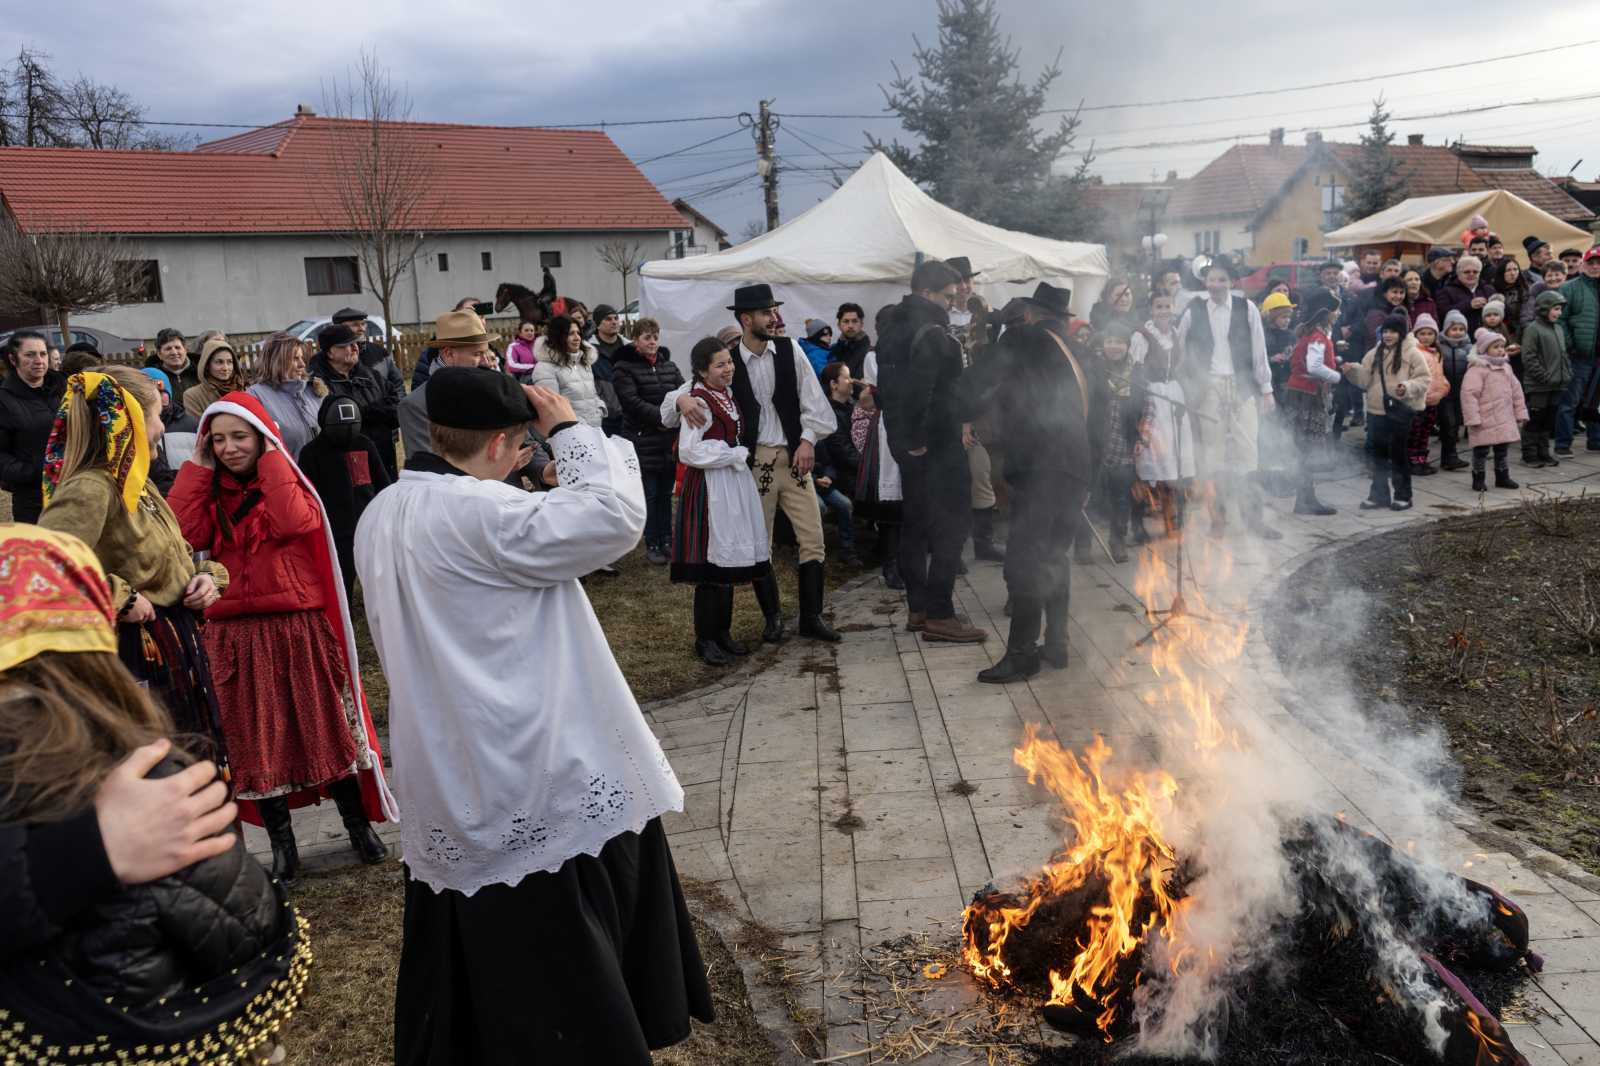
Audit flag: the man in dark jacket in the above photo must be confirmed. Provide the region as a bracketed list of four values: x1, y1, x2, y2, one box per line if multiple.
[1433, 255, 1496, 334]
[328, 309, 405, 479]
[829, 302, 873, 378]
[590, 304, 626, 435]
[814, 362, 861, 565]
[308, 323, 402, 479]
[611, 317, 685, 562]
[1420, 246, 1457, 299]
[878, 259, 985, 644]
[976, 283, 1102, 683]
[298, 394, 392, 597]
[0, 331, 66, 522]
[1557, 248, 1600, 454]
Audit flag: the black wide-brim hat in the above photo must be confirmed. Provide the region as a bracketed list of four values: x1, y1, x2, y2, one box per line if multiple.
[1023, 282, 1072, 318]
[946, 255, 979, 279]
[728, 283, 783, 312]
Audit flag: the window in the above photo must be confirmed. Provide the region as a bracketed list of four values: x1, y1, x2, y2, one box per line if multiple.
[481, 251, 492, 271]
[304, 256, 360, 296]
[1293, 237, 1311, 259]
[438, 252, 450, 272]
[1320, 183, 1345, 230]
[673, 232, 686, 258]
[539, 250, 562, 269]
[121, 259, 162, 303]
[1193, 230, 1222, 255]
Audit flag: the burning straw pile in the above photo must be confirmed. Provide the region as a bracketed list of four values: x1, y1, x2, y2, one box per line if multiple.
[957, 538, 1543, 1064]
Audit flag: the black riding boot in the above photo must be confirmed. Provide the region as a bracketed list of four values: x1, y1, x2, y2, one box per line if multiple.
[978, 597, 1041, 684]
[797, 561, 842, 642]
[694, 584, 734, 665]
[330, 775, 388, 865]
[1293, 475, 1336, 516]
[715, 584, 748, 656]
[752, 570, 789, 643]
[1039, 591, 1070, 669]
[258, 796, 299, 883]
[972, 508, 1006, 562]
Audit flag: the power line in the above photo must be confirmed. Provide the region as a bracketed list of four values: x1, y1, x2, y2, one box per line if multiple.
[633, 126, 745, 164]
[782, 126, 858, 172]
[0, 111, 745, 134]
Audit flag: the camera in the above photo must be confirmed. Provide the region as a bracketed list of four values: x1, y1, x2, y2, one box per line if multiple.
[473, 301, 494, 317]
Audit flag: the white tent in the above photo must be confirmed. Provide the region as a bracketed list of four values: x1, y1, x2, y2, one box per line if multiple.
[1322, 189, 1592, 262]
[639, 153, 1108, 361]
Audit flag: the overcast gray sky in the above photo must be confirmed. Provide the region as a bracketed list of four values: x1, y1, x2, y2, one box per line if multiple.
[9, 0, 1599, 237]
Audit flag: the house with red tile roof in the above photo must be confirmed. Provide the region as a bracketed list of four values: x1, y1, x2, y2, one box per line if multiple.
[0, 110, 689, 338]
[1159, 129, 1591, 268]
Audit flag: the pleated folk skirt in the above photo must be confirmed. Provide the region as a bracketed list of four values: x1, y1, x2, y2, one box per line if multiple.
[394, 818, 713, 1066]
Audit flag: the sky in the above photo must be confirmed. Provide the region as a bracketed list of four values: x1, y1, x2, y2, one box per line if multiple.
[9, 0, 1599, 239]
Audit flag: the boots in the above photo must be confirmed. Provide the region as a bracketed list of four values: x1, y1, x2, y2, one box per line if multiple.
[694, 585, 734, 665]
[330, 775, 388, 865]
[258, 796, 299, 883]
[879, 525, 905, 589]
[1293, 480, 1336, 516]
[1538, 438, 1560, 467]
[796, 561, 841, 642]
[971, 508, 1006, 562]
[1472, 469, 1487, 492]
[1039, 592, 1070, 669]
[1494, 468, 1519, 490]
[752, 570, 788, 643]
[977, 598, 1041, 684]
[1522, 441, 1540, 466]
[1108, 531, 1129, 564]
[715, 585, 748, 657]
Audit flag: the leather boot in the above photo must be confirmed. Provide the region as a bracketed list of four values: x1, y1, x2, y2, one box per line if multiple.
[1472, 470, 1487, 492]
[1494, 468, 1519, 490]
[978, 598, 1041, 684]
[715, 585, 748, 656]
[796, 561, 841, 642]
[1039, 592, 1070, 669]
[1538, 439, 1560, 467]
[752, 570, 788, 643]
[694, 585, 734, 665]
[1522, 442, 1540, 466]
[258, 796, 299, 883]
[971, 508, 1005, 562]
[330, 775, 387, 864]
[1293, 481, 1337, 516]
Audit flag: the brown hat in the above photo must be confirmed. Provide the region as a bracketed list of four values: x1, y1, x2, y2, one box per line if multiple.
[434, 309, 490, 348]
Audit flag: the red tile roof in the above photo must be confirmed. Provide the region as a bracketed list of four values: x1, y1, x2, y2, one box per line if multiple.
[1467, 167, 1594, 224]
[0, 115, 683, 235]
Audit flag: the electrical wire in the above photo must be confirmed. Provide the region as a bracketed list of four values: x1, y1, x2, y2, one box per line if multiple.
[0, 111, 747, 133]
[633, 126, 746, 164]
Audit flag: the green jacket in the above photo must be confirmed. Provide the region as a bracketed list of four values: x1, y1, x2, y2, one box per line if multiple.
[1558, 275, 1600, 361]
[1520, 317, 1571, 396]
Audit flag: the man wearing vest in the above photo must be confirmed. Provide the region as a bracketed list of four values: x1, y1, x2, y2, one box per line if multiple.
[663, 284, 842, 642]
[1175, 257, 1283, 540]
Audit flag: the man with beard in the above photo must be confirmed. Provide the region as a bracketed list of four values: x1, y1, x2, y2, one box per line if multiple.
[829, 302, 873, 377]
[976, 282, 1102, 683]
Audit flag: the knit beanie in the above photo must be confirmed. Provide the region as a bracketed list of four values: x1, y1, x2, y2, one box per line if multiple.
[1380, 312, 1410, 337]
[1443, 309, 1469, 334]
[804, 318, 829, 340]
[1470, 214, 1490, 231]
[1474, 327, 1505, 354]
[1482, 296, 1506, 318]
[1411, 313, 1439, 335]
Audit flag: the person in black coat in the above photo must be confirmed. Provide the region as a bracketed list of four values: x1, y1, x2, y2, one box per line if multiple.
[814, 362, 862, 565]
[828, 302, 873, 378]
[612, 318, 686, 563]
[0, 331, 66, 522]
[298, 394, 392, 598]
[308, 323, 403, 482]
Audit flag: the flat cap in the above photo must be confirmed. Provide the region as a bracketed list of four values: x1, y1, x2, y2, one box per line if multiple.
[426, 366, 535, 430]
[331, 307, 368, 323]
[317, 323, 358, 351]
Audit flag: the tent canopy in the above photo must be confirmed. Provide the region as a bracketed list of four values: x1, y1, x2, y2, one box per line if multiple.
[1322, 189, 1591, 258]
[639, 153, 1107, 358]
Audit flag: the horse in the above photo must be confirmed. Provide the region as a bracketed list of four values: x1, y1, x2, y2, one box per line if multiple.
[495, 267, 559, 327]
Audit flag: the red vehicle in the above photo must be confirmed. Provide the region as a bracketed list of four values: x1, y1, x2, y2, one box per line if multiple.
[1237, 260, 1333, 298]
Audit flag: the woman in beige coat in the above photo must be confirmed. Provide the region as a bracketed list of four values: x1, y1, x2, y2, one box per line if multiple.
[1341, 312, 1432, 511]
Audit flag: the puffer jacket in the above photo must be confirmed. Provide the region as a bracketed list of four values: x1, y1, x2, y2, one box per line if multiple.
[530, 342, 605, 427]
[1343, 343, 1432, 415]
[1559, 274, 1600, 362]
[0, 369, 65, 495]
[1460, 354, 1528, 447]
[611, 343, 685, 474]
[4, 757, 285, 1005]
[307, 352, 401, 437]
[168, 449, 328, 619]
[1438, 323, 1474, 395]
[1520, 298, 1572, 398]
[1403, 339, 1450, 405]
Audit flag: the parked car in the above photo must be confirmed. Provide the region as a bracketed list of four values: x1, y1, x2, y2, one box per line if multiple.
[0, 325, 145, 357]
[284, 315, 403, 346]
[1238, 260, 1330, 299]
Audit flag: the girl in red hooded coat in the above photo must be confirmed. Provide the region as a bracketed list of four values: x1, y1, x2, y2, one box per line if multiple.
[169, 391, 397, 883]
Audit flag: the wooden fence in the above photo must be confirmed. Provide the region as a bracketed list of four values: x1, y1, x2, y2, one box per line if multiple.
[100, 325, 527, 379]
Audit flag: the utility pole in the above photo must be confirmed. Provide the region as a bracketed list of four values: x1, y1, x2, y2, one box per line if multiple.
[741, 101, 781, 232]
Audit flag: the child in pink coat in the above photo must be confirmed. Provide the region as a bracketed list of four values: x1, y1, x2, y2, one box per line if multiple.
[1459, 328, 1527, 491]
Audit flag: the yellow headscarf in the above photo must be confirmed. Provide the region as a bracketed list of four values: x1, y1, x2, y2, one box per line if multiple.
[40, 371, 150, 514]
[0, 524, 118, 674]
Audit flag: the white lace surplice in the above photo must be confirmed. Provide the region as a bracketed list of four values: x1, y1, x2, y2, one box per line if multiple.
[353, 425, 683, 896]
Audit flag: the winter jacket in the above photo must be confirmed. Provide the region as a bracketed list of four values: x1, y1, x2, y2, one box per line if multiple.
[142, 354, 200, 406]
[307, 352, 401, 437]
[1460, 354, 1528, 448]
[169, 449, 329, 620]
[505, 336, 538, 378]
[246, 379, 324, 459]
[410, 346, 439, 390]
[798, 338, 831, 375]
[1438, 328, 1474, 394]
[0, 369, 65, 500]
[611, 343, 685, 474]
[358, 342, 407, 427]
[181, 343, 248, 420]
[878, 293, 967, 459]
[530, 342, 606, 427]
[829, 333, 873, 379]
[1520, 309, 1572, 398]
[1433, 278, 1497, 334]
[815, 397, 861, 498]
[1407, 293, 1438, 326]
[1559, 274, 1600, 362]
[1493, 279, 1529, 333]
[1403, 339, 1450, 405]
[0, 809, 120, 960]
[1343, 343, 1431, 416]
[991, 322, 1103, 490]
[591, 335, 626, 435]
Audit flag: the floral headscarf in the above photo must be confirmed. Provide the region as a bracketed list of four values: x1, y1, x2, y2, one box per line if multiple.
[0, 524, 118, 673]
[40, 371, 150, 514]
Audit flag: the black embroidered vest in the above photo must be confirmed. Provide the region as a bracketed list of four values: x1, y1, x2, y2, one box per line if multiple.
[1184, 295, 1255, 379]
[729, 336, 803, 452]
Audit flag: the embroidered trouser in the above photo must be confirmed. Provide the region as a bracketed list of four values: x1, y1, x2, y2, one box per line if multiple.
[754, 444, 826, 564]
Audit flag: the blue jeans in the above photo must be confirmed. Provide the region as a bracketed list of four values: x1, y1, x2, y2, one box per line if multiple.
[1555, 359, 1600, 450]
[641, 469, 675, 552]
[817, 487, 856, 550]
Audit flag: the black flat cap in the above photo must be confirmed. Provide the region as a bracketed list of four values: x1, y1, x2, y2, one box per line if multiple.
[331, 307, 368, 323]
[317, 323, 358, 351]
[426, 367, 536, 430]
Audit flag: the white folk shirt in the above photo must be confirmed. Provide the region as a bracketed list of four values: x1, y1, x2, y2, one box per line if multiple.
[660, 337, 837, 447]
[352, 425, 678, 896]
[1176, 292, 1272, 396]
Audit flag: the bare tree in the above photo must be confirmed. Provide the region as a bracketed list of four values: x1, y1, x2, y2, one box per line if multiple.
[0, 216, 147, 336]
[317, 51, 437, 336]
[595, 238, 648, 308]
[737, 219, 766, 243]
[58, 77, 143, 149]
[4, 47, 69, 147]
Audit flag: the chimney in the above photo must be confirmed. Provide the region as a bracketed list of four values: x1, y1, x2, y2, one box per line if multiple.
[1306, 131, 1323, 146]
[1407, 133, 1424, 146]
[1269, 127, 1285, 148]
[295, 103, 317, 117]
[1166, 170, 1178, 184]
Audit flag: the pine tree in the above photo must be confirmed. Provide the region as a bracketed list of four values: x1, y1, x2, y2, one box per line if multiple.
[870, 0, 1098, 240]
[1338, 96, 1409, 225]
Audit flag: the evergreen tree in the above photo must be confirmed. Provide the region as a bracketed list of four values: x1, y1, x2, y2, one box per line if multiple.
[1338, 96, 1409, 225]
[870, 0, 1098, 240]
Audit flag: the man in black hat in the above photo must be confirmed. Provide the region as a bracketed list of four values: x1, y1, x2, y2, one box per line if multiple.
[1524, 236, 1553, 273]
[663, 283, 843, 642]
[1420, 247, 1457, 299]
[1176, 257, 1281, 540]
[309, 323, 404, 476]
[331, 308, 406, 479]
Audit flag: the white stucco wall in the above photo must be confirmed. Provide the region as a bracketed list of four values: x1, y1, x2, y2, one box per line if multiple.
[1166, 218, 1255, 260]
[74, 229, 673, 342]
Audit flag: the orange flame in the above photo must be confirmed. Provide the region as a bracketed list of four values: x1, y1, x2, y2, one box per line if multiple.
[1464, 1010, 1508, 1065]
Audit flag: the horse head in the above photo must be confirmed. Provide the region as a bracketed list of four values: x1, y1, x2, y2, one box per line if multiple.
[494, 281, 530, 314]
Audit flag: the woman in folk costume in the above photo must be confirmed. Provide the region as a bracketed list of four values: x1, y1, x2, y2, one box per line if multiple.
[1134, 325, 1196, 536]
[352, 368, 711, 1065]
[168, 391, 396, 882]
[38, 367, 233, 772]
[1283, 289, 1344, 516]
[671, 337, 772, 666]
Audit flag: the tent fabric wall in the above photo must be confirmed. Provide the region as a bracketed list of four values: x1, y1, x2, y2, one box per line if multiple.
[1323, 189, 1592, 264]
[640, 153, 1108, 363]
